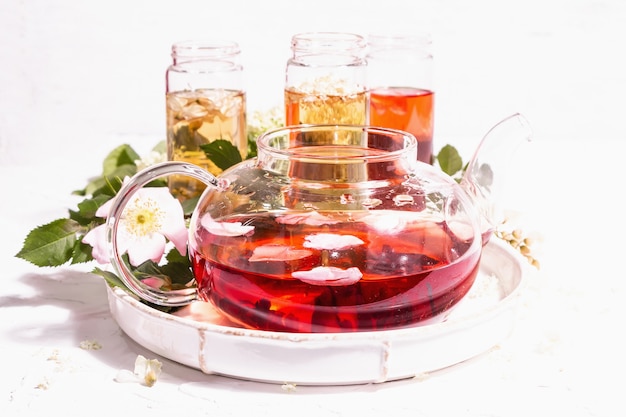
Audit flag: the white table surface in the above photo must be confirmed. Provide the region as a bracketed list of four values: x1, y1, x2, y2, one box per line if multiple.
[1, 135, 624, 416]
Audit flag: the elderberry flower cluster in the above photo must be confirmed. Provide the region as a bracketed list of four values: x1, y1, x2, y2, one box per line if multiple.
[495, 224, 540, 269]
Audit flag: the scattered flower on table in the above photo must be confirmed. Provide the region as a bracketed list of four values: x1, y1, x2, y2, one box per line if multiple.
[281, 382, 297, 392]
[115, 355, 162, 387]
[79, 339, 102, 350]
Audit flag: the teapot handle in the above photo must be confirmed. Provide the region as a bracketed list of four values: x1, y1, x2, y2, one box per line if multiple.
[105, 161, 218, 306]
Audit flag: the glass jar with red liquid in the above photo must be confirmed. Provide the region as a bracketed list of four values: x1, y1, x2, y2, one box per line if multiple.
[366, 34, 435, 164]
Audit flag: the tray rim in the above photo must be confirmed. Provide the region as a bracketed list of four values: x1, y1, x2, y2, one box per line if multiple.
[107, 238, 529, 384]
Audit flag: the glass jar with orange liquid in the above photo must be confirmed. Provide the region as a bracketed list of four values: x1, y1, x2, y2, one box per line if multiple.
[367, 34, 435, 164]
[284, 32, 368, 138]
[166, 40, 247, 201]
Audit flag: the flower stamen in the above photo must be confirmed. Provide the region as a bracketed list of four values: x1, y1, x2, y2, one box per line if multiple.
[123, 197, 165, 237]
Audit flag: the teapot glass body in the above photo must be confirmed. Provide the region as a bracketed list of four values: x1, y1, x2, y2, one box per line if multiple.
[108, 125, 484, 333]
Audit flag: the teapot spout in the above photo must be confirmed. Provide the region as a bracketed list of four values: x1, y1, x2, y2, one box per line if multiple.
[460, 113, 533, 244]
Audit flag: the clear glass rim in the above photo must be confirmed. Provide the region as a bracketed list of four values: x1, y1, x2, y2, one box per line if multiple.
[171, 40, 241, 59]
[291, 32, 366, 53]
[366, 33, 433, 56]
[366, 32, 432, 44]
[256, 124, 418, 160]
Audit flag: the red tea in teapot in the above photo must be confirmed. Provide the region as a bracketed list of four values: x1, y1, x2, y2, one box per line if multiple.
[189, 210, 480, 333]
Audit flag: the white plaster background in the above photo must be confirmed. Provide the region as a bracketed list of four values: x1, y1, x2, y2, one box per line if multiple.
[2, 2, 626, 415]
[1, 0, 624, 167]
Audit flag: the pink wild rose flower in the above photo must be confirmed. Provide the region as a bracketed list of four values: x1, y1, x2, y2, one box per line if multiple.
[82, 180, 187, 267]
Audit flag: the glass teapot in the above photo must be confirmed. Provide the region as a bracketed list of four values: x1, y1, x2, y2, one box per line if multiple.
[106, 115, 531, 333]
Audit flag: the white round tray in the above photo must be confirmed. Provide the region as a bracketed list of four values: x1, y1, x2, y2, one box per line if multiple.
[107, 238, 527, 386]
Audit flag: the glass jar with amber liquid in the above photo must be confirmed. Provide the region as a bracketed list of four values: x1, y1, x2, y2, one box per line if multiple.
[166, 40, 247, 201]
[285, 32, 368, 142]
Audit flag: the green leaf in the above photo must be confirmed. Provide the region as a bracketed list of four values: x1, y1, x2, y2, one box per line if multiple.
[91, 267, 128, 290]
[247, 137, 258, 159]
[436, 145, 464, 177]
[71, 239, 95, 264]
[131, 249, 193, 290]
[132, 260, 167, 278]
[161, 249, 194, 286]
[200, 139, 243, 171]
[15, 218, 82, 267]
[69, 207, 90, 226]
[160, 261, 194, 288]
[146, 178, 168, 188]
[73, 146, 138, 196]
[152, 140, 166, 154]
[73, 194, 112, 222]
[103, 144, 140, 176]
[173, 124, 196, 149]
[181, 195, 200, 216]
[165, 247, 189, 264]
[92, 266, 180, 313]
[85, 164, 137, 196]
